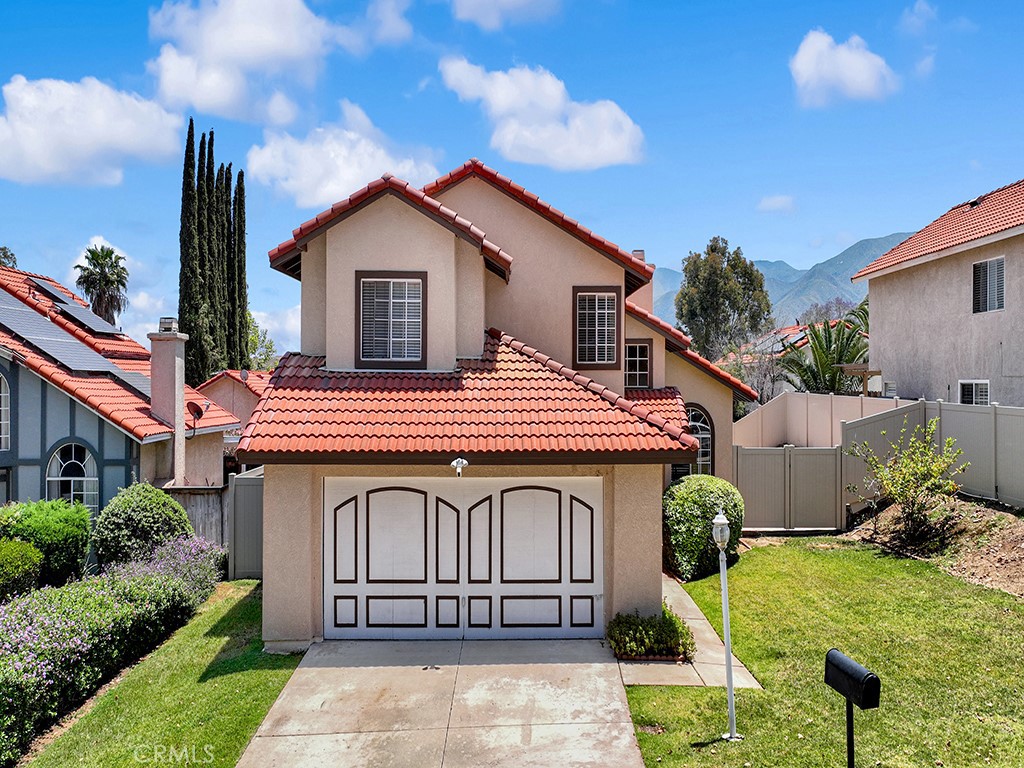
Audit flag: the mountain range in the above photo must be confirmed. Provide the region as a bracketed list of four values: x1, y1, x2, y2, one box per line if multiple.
[650, 232, 913, 327]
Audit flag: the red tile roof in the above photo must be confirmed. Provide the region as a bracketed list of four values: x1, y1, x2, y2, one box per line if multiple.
[0, 267, 238, 442]
[853, 177, 1024, 281]
[623, 300, 758, 401]
[268, 174, 513, 281]
[423, 159, 654, 293]
[198, 369, 273, 398]
[237, 329, 698, 463]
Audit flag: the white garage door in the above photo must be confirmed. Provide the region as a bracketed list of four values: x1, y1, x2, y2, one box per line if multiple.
[323, 477, 604, 639]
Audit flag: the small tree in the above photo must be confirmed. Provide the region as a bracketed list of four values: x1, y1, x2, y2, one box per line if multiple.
[247, 311, 279, 370]
[780, 320, 866, 394]
[847, 417, 968, 540]
[75, 245, 129, 325]
[0, 246, 16, 268]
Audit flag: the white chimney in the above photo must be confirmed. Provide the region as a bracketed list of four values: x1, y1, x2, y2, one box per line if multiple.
[630, 249, 655, 312]
[148, 318, 188, 486]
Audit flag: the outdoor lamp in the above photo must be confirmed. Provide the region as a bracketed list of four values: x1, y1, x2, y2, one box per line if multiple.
[450, 457, 469, 478]
[713, 510, 742, 742]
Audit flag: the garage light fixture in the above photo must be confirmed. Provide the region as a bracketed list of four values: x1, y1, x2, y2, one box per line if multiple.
[450, 457, 469, 477]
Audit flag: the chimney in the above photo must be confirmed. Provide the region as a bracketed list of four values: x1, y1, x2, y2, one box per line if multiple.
[148, 317, 188, 486]
[630, 249, 655, 312]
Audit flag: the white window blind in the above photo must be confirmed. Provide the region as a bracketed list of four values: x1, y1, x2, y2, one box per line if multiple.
[576, 292, 617, 364]
[959, 381, 990, 406]
[973, 258, 1004, 313]
[360, 279, 423, 362]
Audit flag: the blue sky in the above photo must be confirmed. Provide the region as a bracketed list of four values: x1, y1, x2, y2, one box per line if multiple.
[0, 0, 1021, 352]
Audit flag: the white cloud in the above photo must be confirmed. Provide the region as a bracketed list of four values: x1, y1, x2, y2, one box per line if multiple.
[899, 0, 937, 35]
[450, 0, 559, 31]
[916, 52, 936, 77]
[247, 100, 439, 208]
[789, 29, 899, 107]
[148, 0, 412, 124]
[0, 75, 181, 185]
[252, 304, 301, 353]
[438, 56, 643, 170]
[757, 195, 795, 213]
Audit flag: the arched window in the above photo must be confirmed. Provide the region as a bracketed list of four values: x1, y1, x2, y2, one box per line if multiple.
[672, 404, 714, 481]
[0, 374, 9, 451]
[46, 443, 99, 513]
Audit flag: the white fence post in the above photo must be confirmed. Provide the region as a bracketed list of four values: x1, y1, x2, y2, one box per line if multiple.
[784, 444, 794, 529]
[991, 403, 999, 498]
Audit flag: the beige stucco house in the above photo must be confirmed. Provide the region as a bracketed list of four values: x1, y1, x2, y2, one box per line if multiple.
[238, 159, 755, 650]
[853, 177, 1024, 406]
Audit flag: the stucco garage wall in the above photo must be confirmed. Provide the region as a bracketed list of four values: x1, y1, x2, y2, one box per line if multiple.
[261, 462, 664, 649]
[199, 377, 260, 431]
[664, 352, 736, 483]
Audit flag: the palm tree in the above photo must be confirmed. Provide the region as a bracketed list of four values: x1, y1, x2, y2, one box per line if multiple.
[846, 296, 869, 334]
[74, 245, 129, 325]
[780, 320, 867, 394]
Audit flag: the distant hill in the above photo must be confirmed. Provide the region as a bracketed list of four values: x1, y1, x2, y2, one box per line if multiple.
[649, 232, 912, 327]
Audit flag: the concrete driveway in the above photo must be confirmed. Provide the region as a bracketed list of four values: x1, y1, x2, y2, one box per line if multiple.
[237, 640, 643, 768]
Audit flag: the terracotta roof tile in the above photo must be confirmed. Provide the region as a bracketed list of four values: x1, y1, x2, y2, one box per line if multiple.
[237, 330, 698, 461]
[854, 177, 1024, 280]
[268, 174, 512, 281]
[423, 159, 654, 292]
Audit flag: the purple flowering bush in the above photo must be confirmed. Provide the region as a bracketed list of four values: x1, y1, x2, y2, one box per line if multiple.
[0, 537, 225, 766]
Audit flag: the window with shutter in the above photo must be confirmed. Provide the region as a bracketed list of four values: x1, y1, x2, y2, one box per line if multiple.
[573, 286, 621, 369]
[973, 257, 1005, 313]
[356, 272, 426, 368]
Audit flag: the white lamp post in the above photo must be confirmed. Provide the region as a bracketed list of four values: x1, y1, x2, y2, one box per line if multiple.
[713, 511, 742, 742]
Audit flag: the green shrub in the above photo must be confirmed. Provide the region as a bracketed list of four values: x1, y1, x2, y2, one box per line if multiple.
[92, 484, 194, 566]
[0, 501, 90, 586]
[663, 474, 744, 580]
[606, 604, 695, 660]
[0, 540, 43, 603]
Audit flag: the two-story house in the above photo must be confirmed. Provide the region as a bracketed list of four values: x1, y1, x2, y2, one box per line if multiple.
[238, 160, 755, 650]
[0, 265, 238, 512]
[853, 177, 1024, 406]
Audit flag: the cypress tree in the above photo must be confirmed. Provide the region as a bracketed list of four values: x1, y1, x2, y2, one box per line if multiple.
[204, 132, 225, 370]
[192, 131, 215, 382]
[178, 118, 207, 386]
[233, 171, 249, 369]
[214, 163, 227, 358]
[224, 163, 238, 368]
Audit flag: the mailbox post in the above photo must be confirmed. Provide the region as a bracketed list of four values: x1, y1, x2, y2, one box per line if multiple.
[824, 649, 880, 768]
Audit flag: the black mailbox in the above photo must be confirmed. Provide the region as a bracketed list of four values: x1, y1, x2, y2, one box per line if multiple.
[825, 649, 880, 710]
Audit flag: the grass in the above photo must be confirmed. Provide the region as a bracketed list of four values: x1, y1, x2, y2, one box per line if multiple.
[29, 580, 301, 768]
[628, 539, 1024, 767]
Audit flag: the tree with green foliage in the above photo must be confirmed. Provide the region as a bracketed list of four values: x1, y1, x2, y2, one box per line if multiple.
[247, 311, 278, 370]
[74, 245, 129, 325]
[846, 296, 869, 334]
[178, 118, 210, 386]
[0, 246, 16, 268]
[233, 171, 249, 368]
[797, 296, 858, 326]
[674, 236, 772, 363]
[779, 320, 867, 394]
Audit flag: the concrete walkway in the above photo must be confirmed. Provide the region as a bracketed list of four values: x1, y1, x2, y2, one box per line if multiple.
[618, 573, 762, 688]
[238, 640, 644, 768]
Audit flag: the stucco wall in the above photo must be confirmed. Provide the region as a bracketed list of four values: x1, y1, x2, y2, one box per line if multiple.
[624, 315, 666, 389]
[664, 352, 736, 483]
[199, 377, 260, 430]
[261, 462, 664, 647]
[870, 234, 1024, 405]
[184, 432, 224, 487]
[323, 195, 461, 371]
[300, 235, 327, 356]
[434, 177, 628, 392]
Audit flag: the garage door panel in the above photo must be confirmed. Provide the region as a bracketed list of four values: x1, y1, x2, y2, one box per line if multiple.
[467, 595, 492, 628]
[569, 596, 594, 628]
[570, 496, 595, 584]
[435, 498, 460, 584]
[366, 596, 429, 629]
[500, 596, 562, 628]
[500, 487, 562, 584]
[468, 497, 492, 583]
[366, 488, 428, 584]
[333, 596, 358, 628]
[332, 496, 358, 584]
[435, 596, 460, 628]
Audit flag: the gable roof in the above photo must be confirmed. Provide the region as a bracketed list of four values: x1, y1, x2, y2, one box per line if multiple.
[268, 174, 513, 281]
[236, 328, 698, 463]
[623, 300, 758, 401]
[0, 266, 238, 443]
[198, 369, 272, 398]
[853, 177, 1024, 282]
[423, 159, 654, 295]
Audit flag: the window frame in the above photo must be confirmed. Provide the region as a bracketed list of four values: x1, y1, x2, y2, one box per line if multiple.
[0, 373, 9, 452]
[958, 379, 990, 406]
[624, 338, 653, 389]
[671, 403, 714, 480]
[354, 270, 428, 370]
[972, 257, 1005, 314]
[572, 285, 622, 371]
[45, 442, 100, 514]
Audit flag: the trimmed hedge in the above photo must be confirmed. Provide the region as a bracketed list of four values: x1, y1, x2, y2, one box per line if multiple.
[0, 537, 225, 766]
[0, 501, 90, 586]
[92, 484, 194, 565]
[0, 540, 42, 604]
[607, 604, 696, 660]
[663, 475, 744, 581]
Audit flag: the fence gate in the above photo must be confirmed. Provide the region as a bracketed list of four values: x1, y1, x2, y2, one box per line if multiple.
[228, 467, 264, 579]
[734, 445, 843, 531]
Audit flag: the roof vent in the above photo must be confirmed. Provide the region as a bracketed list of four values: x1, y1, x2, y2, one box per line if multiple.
[968, 195, 985, 208]
[158, 316, 178, 333]
[632, 249, 646, 262]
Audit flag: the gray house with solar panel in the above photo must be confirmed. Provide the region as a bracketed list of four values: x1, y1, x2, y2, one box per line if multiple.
[0, 265, 238, 514]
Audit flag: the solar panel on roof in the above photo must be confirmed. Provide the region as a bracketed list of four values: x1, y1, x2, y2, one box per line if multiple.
[58, 303, 123, 336]
[0, 288, 149, 398]
[29, 277, 70, 304]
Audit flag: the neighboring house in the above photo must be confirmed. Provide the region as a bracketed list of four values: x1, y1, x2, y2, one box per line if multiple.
[853, 177, 1024, 406]
[0, 265, 238, 513]
[237, 159, 755, 649]
[197, 369, 270, 442]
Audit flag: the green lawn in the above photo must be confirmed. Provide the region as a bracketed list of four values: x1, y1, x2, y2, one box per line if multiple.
[628, 540, 1024, 767]
[30, 581, 301, 768]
